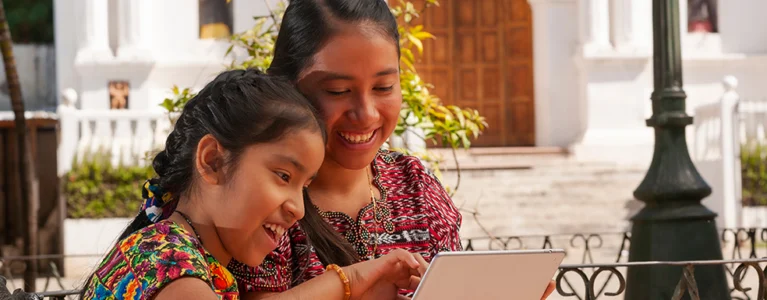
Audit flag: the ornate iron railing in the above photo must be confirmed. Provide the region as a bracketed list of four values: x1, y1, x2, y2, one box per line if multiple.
[3, 227, 767, 299]
[555, 259, 767, 300]
[462, 227, 767, 263]
[460, 228, 767, 299]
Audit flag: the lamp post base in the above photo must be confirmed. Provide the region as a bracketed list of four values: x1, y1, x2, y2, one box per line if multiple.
[625, 205, 729, 300]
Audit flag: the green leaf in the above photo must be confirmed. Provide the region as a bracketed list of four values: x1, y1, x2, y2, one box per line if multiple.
[406, 33, 424, 54]
[413, 31, 435, 40]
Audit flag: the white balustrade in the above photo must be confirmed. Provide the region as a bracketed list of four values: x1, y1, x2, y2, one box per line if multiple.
[693, 76, 742, 229]
[57, 89, 170, 176]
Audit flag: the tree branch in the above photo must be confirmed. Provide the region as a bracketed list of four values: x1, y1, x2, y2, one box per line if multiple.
[449, 147, 461, 197]
[263, 0, 281, 32]
[457, 193, 498, 244]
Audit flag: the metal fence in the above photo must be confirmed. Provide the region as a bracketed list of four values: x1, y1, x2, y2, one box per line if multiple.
[5, 228, 767, 299]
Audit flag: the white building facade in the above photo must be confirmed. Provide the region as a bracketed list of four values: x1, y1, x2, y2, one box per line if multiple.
[55, 0, 767, 162]
[54, 0, 278, 112]
[531, 0, 767, 166]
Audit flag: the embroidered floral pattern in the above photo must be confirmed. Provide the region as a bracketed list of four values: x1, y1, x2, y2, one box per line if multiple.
[82, 220, 239, 300]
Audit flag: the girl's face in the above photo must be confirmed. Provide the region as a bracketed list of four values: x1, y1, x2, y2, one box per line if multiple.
[296, 25, 402, 170]
[211, 129, 325, 267]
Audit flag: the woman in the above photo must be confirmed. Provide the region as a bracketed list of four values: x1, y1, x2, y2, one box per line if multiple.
[81, 70, 426, 300]
[227, 0, 463, 298]
[146, 1, 555, 298]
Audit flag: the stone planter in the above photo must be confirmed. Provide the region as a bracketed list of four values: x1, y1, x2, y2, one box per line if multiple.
[741, 206, 767, 228]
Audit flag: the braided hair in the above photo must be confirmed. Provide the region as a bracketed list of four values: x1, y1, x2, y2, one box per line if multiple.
[117, 68, 326, 240]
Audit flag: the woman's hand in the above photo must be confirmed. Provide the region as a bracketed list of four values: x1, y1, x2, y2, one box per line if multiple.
[344, 249, 428, 300]
[541, 280, 556, 299]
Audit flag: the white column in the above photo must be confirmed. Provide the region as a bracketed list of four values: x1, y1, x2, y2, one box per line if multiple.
[609, 0, 631, 50]
[57, 88, 79, 176]
[610, 0, 652, 53]
[74, 0, 112, 63]
[117, 0, 153, 60]
[679, 0, 689, 35]
[529, 0, 580, 147]
[719, 76, 742, 228]
[578, 0, 611, 55]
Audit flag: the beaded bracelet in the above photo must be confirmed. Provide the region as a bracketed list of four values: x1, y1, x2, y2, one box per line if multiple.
[326, 264, 351, 300]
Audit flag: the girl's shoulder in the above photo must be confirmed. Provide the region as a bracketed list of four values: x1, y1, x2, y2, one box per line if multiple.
[118, 220, 202, 256]
[84, 220, 237, 300]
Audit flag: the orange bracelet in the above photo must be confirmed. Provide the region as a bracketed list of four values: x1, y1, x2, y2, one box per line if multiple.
[326, 264, 351, 300]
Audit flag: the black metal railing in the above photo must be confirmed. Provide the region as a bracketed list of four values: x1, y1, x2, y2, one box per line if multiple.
[4, 227, 767, 299]
[555, 259, 767, 300]
[462, 227, 767, 263]
[0, 253, 101, 300]
[8, 260, 767, 300]
[459, 228, 767, 299]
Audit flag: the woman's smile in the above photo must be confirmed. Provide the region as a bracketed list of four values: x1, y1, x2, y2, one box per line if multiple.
[336, 128, 380, 150]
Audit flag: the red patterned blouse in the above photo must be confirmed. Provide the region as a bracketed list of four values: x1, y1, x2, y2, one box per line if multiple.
[228, 150, 463, 296]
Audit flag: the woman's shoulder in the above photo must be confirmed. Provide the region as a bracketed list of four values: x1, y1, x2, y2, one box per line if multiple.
[375, 149, 457, 211]
[376, 149, 463, 249]
[375, 149, 443, 185]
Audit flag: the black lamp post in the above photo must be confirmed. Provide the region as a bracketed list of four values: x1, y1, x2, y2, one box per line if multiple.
[624, 0, 730, 299]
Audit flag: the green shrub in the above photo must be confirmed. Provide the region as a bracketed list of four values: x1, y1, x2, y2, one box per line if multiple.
[64, 152, 155, 218]
[5, 0, 54, 44]
[742, 142, 767, 206]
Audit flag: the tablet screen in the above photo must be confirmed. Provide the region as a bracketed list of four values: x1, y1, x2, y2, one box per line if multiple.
[412, 249, 565, 300]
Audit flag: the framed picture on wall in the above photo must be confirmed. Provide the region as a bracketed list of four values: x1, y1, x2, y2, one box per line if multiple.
[109, 81, 129, 109]
[199, 0, 233, 39]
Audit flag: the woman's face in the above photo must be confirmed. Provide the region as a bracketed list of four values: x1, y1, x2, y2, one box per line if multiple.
[296, 25, 402, 170]
[212, 129, 325, 267]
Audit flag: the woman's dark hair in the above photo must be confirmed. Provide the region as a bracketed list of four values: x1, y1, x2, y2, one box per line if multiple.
[79, 68, 326, 297]
[268, 0, 400, 81]
[268, 0, 400, 267]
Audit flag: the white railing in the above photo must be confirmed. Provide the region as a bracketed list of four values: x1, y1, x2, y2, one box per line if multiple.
[57, 89, 171, 176]
[692, 76, 767, 228]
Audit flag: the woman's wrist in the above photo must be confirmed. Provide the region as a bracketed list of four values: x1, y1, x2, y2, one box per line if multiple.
[325, 264, 351, 300]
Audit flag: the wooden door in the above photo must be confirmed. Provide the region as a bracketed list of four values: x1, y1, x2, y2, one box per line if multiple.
[412, 0, 535, 147]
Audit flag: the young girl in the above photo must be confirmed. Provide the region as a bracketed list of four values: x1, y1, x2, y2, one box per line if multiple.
[81, 69, 426, 300]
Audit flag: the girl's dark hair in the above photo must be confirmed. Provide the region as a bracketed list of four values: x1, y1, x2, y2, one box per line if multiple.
[80, 69, 326, 297]
[269, 0, 400, 267]
[121, 69, 326, 240]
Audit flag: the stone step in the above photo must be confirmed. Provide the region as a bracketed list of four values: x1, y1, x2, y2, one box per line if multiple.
[444, 155, 646, 238]
[427, 147, 649, 171]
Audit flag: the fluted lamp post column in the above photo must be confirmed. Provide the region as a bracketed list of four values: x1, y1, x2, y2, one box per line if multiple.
[624, 0, 729, 299]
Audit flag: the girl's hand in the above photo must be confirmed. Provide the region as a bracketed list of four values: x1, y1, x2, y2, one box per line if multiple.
[357, 254, 428, 300]
[344, 249, 428, 300]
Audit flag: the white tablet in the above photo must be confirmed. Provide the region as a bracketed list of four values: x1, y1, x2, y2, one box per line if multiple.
[412, 249, 566, 300]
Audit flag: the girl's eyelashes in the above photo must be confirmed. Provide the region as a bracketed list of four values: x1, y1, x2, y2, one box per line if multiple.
[275, 171, 291, 183]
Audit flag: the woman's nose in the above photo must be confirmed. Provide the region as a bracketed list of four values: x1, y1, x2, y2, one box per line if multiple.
[348, 92, 380, 125]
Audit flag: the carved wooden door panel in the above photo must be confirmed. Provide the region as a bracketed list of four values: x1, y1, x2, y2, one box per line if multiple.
[411, 0, 535, 147]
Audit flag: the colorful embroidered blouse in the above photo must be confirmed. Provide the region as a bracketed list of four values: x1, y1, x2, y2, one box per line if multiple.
[82, 220, 239, 300]
[227, 150, 463, 296]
